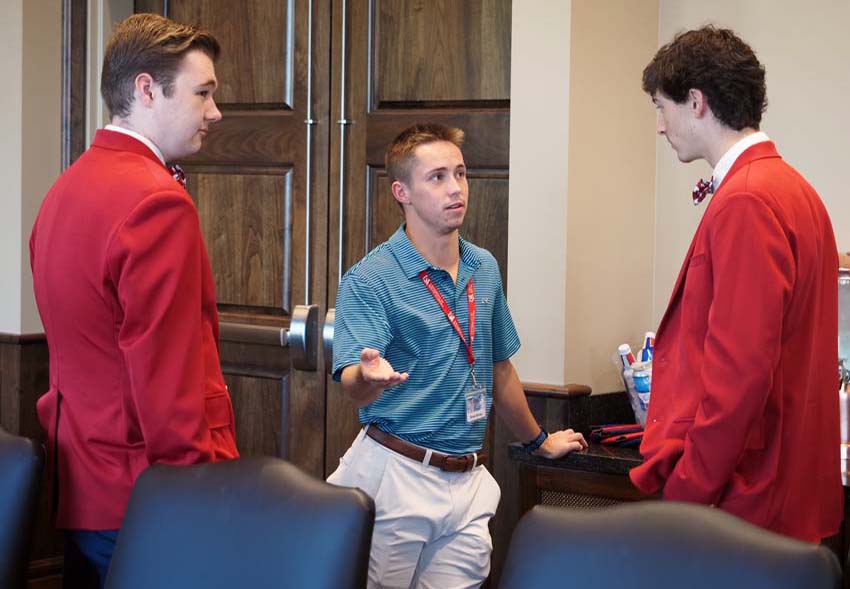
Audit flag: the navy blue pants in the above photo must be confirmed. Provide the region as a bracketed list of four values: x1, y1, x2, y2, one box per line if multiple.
[65, 530, 119, 589]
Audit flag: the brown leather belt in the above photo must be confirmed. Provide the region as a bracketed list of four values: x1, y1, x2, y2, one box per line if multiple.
[366, 426, 487, 473]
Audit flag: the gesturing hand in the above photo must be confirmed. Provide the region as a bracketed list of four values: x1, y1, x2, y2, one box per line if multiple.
[359, 348, 409, 389]
[534, 428, 588, 459]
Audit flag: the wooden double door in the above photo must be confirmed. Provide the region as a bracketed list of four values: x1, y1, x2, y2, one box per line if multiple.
[134, 0, 512, 482]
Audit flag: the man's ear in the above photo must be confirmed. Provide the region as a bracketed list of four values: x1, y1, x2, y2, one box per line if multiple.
[688, 88, 709, 118]
[134, 73, 156, 107]
[391, 180, 410, 206]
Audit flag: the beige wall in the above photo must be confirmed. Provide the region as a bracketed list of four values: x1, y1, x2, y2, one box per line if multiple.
[0, 0, 61, 334]
[0, 1, 25, 333]
[508, 0, 572, 384]
[509, 0, 658, 392]
[565, 0, 658, 392]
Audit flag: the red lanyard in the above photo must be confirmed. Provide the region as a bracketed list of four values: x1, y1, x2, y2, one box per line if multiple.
[419, 270, 476, 365]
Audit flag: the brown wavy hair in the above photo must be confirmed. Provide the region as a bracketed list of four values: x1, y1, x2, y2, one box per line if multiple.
[101, 13, 220, 119]
[642, 25, 767, 130]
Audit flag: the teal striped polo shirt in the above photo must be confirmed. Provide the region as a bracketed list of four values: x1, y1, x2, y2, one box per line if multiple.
[333, 224, 521, 454]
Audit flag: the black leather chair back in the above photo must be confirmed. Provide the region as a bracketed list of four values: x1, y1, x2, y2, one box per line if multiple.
[0, 428, 44, 589]
[105, 457, 374, 589]
[500, 501, 841, 589]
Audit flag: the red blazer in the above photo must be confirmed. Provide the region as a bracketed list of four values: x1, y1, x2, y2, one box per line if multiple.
[630, 142, 841, 542]
[30, 130, 239, 530]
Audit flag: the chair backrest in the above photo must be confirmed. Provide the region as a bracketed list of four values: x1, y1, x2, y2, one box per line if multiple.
[0, 428, 44, 589]
[500, 501, 841, 589]
[105, 457, 374, 589]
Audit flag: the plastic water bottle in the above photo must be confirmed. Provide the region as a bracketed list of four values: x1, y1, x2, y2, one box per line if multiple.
[630, 360, 652, 422]
[640, 331, 655, 362]
[618, 343, 636, 368]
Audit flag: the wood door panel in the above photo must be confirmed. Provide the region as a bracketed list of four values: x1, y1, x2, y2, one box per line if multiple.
[169, 0, 292, 106]
[189, 169, 292, 313]
[457, 174, 509, 287]
[369, 171, 405, 248]
[134, 0, 331, 482]
[325, 381, 361, 469]
[224, 373, 285, 457]
[288, 369, 326, 478]
[366, 110, 510, 167]
[220, 341, 291, 377]
[195, 112, 304, 165]
[372, 0, 511, 106]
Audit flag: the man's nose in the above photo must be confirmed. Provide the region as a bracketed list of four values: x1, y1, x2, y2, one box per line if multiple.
[208, 99, 223, 122]
[448, 174, 463, 194]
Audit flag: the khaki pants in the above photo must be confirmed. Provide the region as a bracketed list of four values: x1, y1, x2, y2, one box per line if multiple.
[328, 427, 501, 589]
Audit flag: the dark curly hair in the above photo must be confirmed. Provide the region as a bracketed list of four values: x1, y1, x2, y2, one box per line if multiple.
[642, 25, 767, 130]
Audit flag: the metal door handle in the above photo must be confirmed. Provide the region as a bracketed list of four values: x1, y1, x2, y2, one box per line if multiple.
[336, 0, 352, 284]
[219, 304, 319, 371]
[323, 308, 335, 374]
[304, 0, 317, 304]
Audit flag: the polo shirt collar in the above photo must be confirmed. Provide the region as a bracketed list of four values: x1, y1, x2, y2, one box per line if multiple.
[388, 224, 481, 280]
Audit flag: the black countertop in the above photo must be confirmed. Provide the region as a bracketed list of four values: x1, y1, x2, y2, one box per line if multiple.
[508, 441, 643, 477]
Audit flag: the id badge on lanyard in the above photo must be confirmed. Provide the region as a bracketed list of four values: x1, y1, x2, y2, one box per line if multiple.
[464, 371, 487, 423]
[419, 270, 486, 423]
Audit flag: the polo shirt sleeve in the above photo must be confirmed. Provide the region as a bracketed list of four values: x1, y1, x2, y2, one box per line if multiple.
[491, 272, 521, 362]
[332, 272, 393, 382]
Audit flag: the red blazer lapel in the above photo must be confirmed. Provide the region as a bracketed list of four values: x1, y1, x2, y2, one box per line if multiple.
[656, 238, 694, 340]
[656, 141, 781, 340]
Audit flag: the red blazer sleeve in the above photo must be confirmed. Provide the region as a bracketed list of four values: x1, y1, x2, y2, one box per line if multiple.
[663, 193, 794, 504]
[107, 191, 215, 465]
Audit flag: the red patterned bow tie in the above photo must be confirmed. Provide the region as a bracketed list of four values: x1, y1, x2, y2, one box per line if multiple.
[692, 177, 714, 205]
[169, 164, 187, 189]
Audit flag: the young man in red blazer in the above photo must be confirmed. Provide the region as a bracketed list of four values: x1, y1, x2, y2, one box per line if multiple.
[629, 26, 841, 543]
[30, 14, 238, 585]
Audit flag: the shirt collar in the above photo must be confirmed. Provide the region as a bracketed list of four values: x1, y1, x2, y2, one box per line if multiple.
[388, 224, 481, 280]
[104, 124, 166, 165]
[712, 131, 770, 190]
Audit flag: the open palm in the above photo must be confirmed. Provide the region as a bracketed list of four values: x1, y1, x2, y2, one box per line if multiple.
[360, 348, 409, 388]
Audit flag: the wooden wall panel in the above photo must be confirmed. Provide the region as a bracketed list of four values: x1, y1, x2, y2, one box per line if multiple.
[169, 0, 292, 106]
[372, 0, 511, 106]
[0, 336, 63, 584]
[0, 338, 48, 448]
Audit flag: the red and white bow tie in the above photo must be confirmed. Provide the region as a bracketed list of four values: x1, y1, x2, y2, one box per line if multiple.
[692, 177, 714, 205]
[169, 164, 187, 189]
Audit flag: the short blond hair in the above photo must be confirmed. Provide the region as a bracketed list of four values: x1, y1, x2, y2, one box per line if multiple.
[385, 123, 465, 185]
